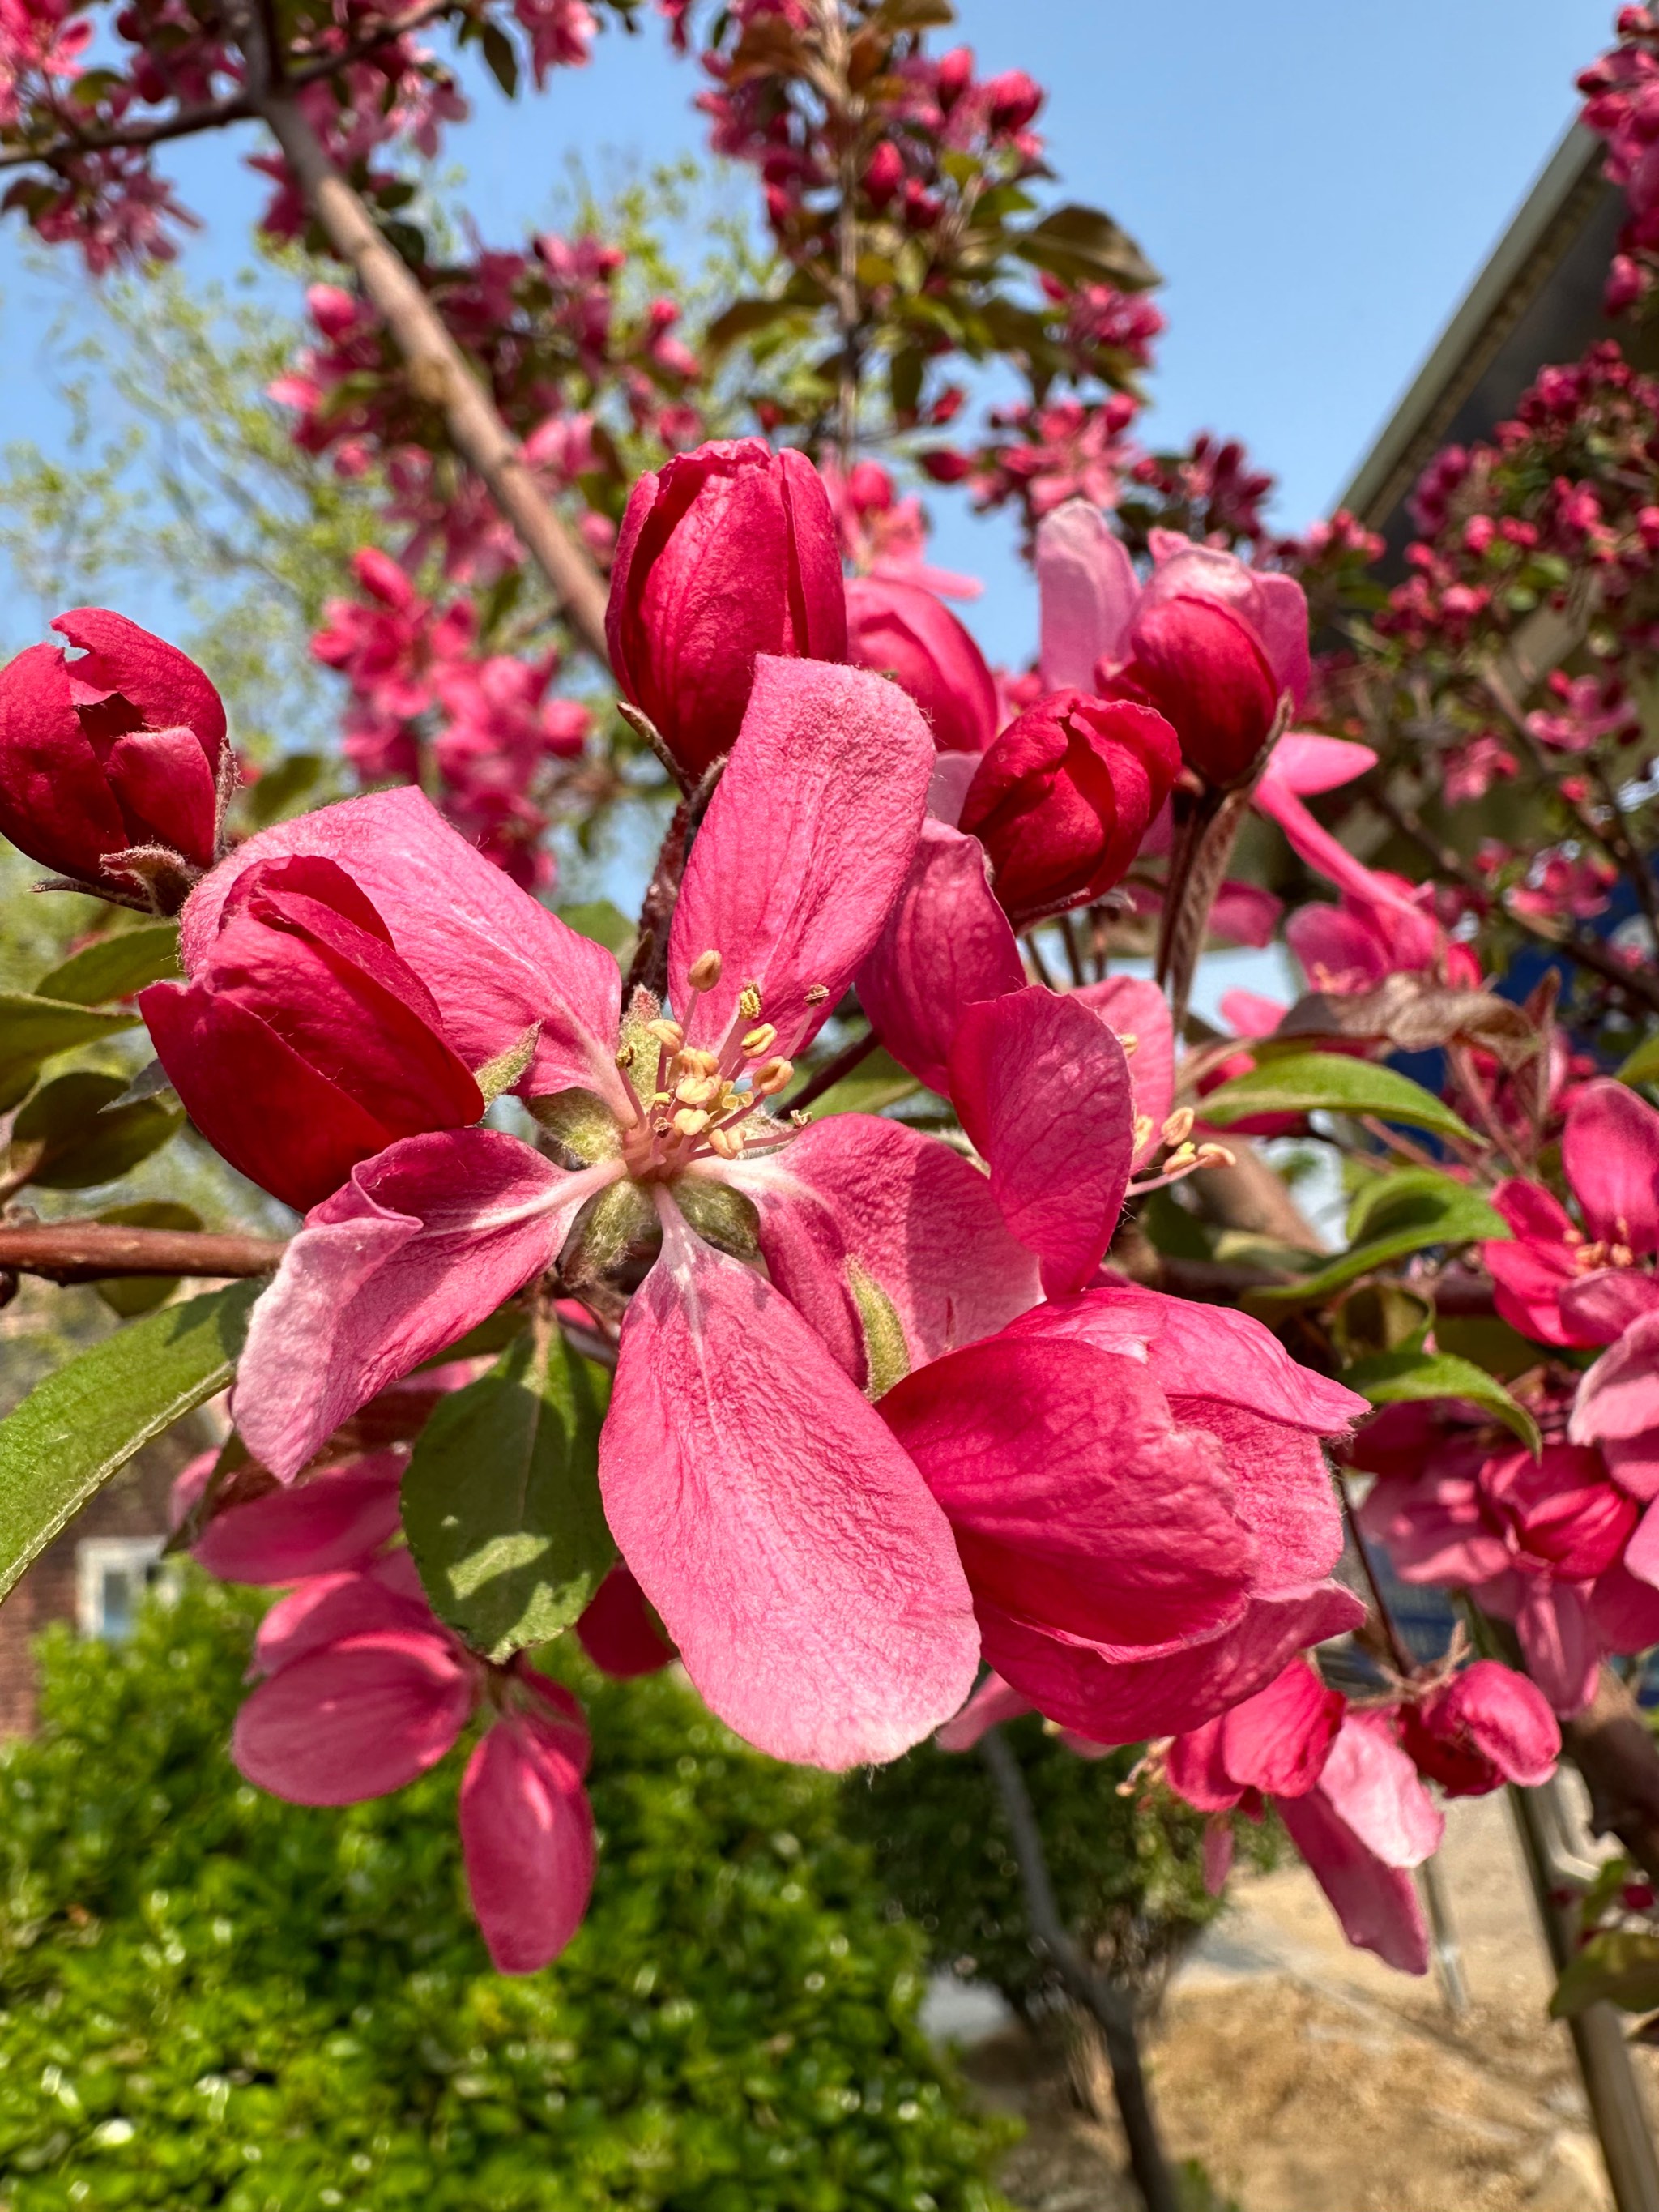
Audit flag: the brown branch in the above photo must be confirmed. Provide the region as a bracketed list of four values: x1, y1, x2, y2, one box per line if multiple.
[1561, 1665, 1659, 1893]
[789, 1027, 876, 1113]
[0, 1222, 284, 1283]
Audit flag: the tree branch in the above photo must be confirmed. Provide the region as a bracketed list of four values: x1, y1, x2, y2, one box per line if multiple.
[0, 1222, 284, 1283]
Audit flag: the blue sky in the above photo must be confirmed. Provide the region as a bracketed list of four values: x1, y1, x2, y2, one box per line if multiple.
[0, 0, 1620, 665]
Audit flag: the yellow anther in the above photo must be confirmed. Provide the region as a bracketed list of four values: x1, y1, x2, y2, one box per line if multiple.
[1132, 1114, 1154, 1154]
[646, 1018, 684, 1050]
[1161, 1108, 1196, 1147]
[615, 1043, 635, 1068]
[804, 984, 830, 1006]
[707, 1125, 745, 1159]
[672, 1108, 711, 1137]
[687, 949, 723, 992]
[680, 1047, 721, 1077]
[1164, 1142, 1198, 1174]
[1196, 1142, 1237, 1171]
[676, 1074, 722, 1108]
[739, 982, 763, 1019]
[650, 1090, 673, 1108]
[754, 1057, 794, 1097]
[788, 1109, 809, 1127]
[742, 1023, 778, 1057]
[1116, 1031, 1138, 1056]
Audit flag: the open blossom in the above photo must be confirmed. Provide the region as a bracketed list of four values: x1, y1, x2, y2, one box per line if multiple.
[606, 438, 848, 780]
[0, 608, 228, 897]
[141, 855, 488, 1212]
[209, 658, 1045, 1772]
[889, 1291, 1365, 1744]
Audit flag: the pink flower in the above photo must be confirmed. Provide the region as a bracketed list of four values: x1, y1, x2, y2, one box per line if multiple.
[1397, 1660, 1560, 1797]
[0, 607, 228, 894]
[884, 1290, 1365, 1744]
[223, 659, 1038, 1770]
[845, 575, 998, 754]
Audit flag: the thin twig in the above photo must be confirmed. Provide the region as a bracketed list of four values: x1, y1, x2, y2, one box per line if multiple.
[790, 1027, 877, 1113]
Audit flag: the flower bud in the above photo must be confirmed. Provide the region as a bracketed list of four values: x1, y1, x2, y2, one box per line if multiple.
[606, 438, 848, 780]
[1398, 1660, 1559, 1798]
[845, 575, 998, 754]
[0, 608, 228, 899]
[958, 690, 1179, 924]
[139, 854, 484, 1211]
[1105, 592, 1281, 788]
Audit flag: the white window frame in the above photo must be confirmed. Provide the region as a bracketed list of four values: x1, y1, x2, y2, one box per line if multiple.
[75, 1537, 174, 1640]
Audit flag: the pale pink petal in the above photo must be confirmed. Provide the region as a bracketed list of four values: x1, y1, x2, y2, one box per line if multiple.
[1036, 499, 1137, 690]
[1563, 1078, 1659, 1252]
[1218, 988, 1286, 1040]
[1251, 579, 1312, 708]
[1605, 1435, 1659, 1504]
[1209, 882, 1284, 949]
[881, 1335, 1256, 1657]
[926, 750, 980, 828]
[253, 1561, 433, 1678]
[1590, 1556, 1659, 1646]
[1263, 734, 1375, 796]
[1277, 1787, 1431, 1974]
[672, 657, 933, 1059]
[1559, 1269, 1659, 1345]
[995, 1583, 1365, 1748]
[725, 1112, 1039, 1387]
[598, 1203, 979, 1769]
[1074, 976, 1174, 1169]
[180, 787, 629, 1109]
[1358, 1471, 1512, 1587]
[1516, 1579, 1601, 1717]
[935, 1671, 1035, 1752]
[948, 985, 1134, 1296]
[235, 1131, 616, 1480]
[1217, 1659, 1345, 1799]
[459, 1715, 595, 1973]
[194, 1453, 404, 1584]
[1316, 1711, 1443, 1867]
[1572, 1309, 1659, 1446]
[855, 818, 1025, 1094]
[232, 1629, 475, 1804]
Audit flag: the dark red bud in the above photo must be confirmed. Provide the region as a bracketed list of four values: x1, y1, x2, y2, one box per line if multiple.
[845, 576, 997, 756]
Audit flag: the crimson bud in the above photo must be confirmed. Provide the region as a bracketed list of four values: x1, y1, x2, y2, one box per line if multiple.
[845, 575, 998, 755]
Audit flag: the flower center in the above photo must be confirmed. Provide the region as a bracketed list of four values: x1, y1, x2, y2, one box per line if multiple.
[615, 952, 825, 1182]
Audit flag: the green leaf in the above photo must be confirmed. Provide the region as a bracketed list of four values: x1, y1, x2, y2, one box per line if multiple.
[241, 752, 325, 830]
[401, 1324, 614, 1662]
[34, 922, 180, 1006]
[412, 1302, 531, 1371]
[0, 992, 141, 1111]
[480, 19, 518, 95]
[1243, 1172, 1506, 1317]
[1197, 1052, 1478, 1145]
[1551, 1929, 1659, 2019]
[557, 899, 637, 959]
[9, 1070, 182, 1191]
[703, 297, 813, 355]
[0, 1283, 261, 1603]
[801, 1045, 923, 1121]
[1012, 203, 1161, 292]
[1340, 1347, 1541, 1458]
[92, 1201, 203, 1318]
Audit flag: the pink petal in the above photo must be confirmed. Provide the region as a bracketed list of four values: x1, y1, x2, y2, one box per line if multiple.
[1516, 1579, 1601, 1717]
[1358, 1470, 1512, 1587]
[1590, 1556, 1659, 1646]
[671, 657, 933, 1060]
[935, 1671, 1034, 1752]
[1255, 775, 1435, 933]
[1564, 1078, 1659, 1253]
[1572, 1309, 1659, 1445]
[1316, 1711, 1443, 1868]
[1494, 1177, 1576, 1245]
[235, 1131, 615, 1480]
[180, 787, 627, 1108]
[459, 1715, 595, 1973]
[1247, 576, 1311, 710]
[1433, 1660, 1559, 1788]
[105, 723, 220, 869]
[253, 1557, 432, 1676]
[1262, 733, 1375, 796]
[1559, 1268, 1659, 1345]
[1217, 1659, 1345, 1799]
[948, 985, 1134, 1296]
[1484, 1239, 1583, 1349]
[992, 1583, 1365, 1748]
[727, 1112, 1039, 1387]
[54, 606, 227, 757]
[1073, 976, 1174, 1169]
[575, 1565, 675, 1677]
[232, 1629, 474, 1804]
[1203, 1817, 1236, 1894]
[855, 818, 1025, 1095]
[881, 1335, 1256, 1656]
[1277, 1787, 1431, 1974]
[1164, 1717, 1243, 1813]
[1036, 499, 1137, 690]
[598, 1204, 979, 1769]
[1209, 882, 1284, 949]
[194, 1452, 404, 1584]
[1605, 1434, 1659, 1504]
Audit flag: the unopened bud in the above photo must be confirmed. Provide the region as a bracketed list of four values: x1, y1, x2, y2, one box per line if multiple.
[742, 1023, 778, 1057]
[754, 1057, 794, 1097]
[1160, 1107, 1195, 1147]
[687, 949, 723, 992]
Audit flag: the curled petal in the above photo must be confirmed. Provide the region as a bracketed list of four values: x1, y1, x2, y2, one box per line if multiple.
[233, 1629, 475, 1804]
[194, 1452, 405, 1584]
[1572, 1309, 1659, 1446]
[599, 1205, 979, 1769]
[672, 656, 933, 1060]
[728, 1112, 1038, 1388]
[1216, 1659, 1344, 1800]
[1316, 1711, 1443, 1868]
[1563, 1078, 1659, 1253]
[235, 1130, 613, 1480]
[949, 985, 1134, 1297]
[935, 1672, 1034, 1753]
[1277, 1787, 1431, 1975]
[1036, 499, 1137, 690]
[1073, 976, 1174, 1170]
[459, 1715, 596, 1974]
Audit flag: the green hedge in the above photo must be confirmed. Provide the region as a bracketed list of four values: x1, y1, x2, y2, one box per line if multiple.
[842, 1719, 1256, 2013]
[0, 1578, 1012, 2210]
